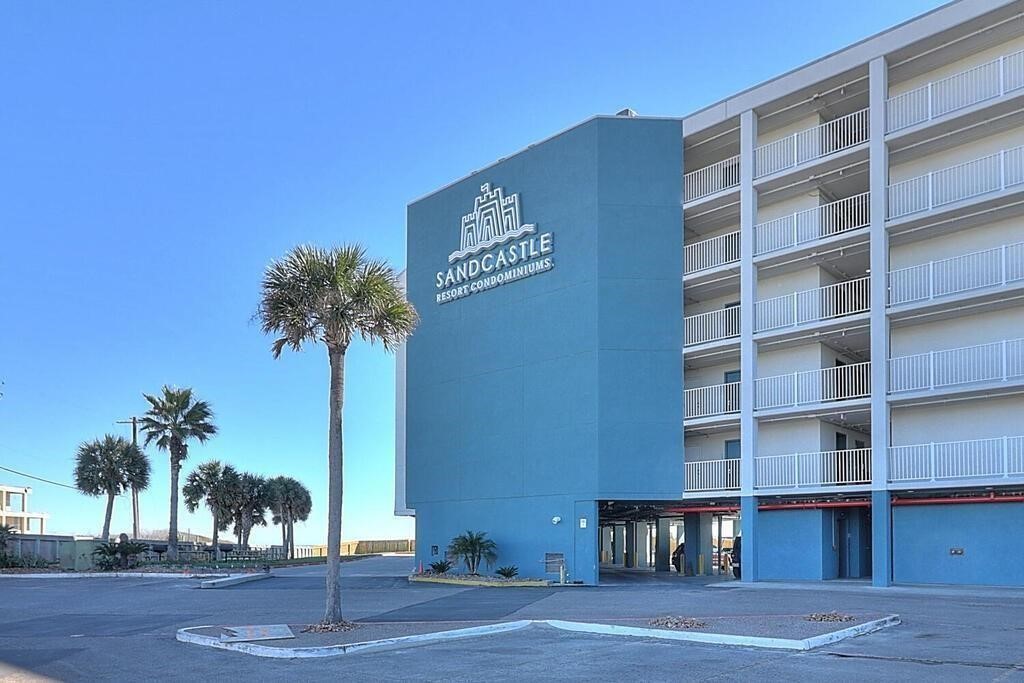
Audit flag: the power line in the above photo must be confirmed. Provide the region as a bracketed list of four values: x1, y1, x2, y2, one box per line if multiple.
[0, 464, 77, 490]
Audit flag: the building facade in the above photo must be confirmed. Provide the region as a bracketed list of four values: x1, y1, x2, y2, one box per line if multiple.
[399, 0, 1024, 587]
[1, 485, 48, 534]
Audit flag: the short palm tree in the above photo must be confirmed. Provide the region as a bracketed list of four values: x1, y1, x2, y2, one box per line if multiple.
[182, 461, 240, 561]
[268, 476, 312, 559]
[447, 531, 498, 575]
[73, 435, 151, 540]
[258, 244, 417, 624]
[139, 386, 218, 561]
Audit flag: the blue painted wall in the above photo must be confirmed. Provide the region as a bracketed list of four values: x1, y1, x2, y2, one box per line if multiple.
[893, 502, 1024, 586]
[405, 116, 683, 584]
[758, 509, 835, 581]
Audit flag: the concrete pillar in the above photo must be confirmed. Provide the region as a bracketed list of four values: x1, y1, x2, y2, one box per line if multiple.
[613, 524, 625, 565]
[655, 518, 671, 572]
[740, 496, 758, 582]
[600, 526, 613, 564]
[871, 490, 893, 586]
[682, 514, 698, 575]
[634, 522, 650, 568]
[698, 513, 714, 576]
[869, 55, 893, 588]
[624, 523, 636, 568]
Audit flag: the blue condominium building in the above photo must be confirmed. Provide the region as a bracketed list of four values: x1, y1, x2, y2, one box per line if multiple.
[397, 0, 1024, 587]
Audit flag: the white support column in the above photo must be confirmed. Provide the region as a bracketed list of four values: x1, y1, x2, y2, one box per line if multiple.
[739, 109, 758, 495]
[739, 109, 760, 582]
[869, 56, 893, 587]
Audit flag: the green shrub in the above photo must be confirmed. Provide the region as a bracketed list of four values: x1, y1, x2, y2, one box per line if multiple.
[496, 565, 519, 579]
[429, 559, 452, 574]
[0, 552, 50, 569]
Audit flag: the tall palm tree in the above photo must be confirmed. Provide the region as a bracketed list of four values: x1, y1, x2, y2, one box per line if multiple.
[258, 244, 417, 624]
[182, 461, 239, 561]
[269, 476, 313, 559]
[73, 435, 151, 540]
[230, 473, 269, 549]
[139, 386, 218, 561]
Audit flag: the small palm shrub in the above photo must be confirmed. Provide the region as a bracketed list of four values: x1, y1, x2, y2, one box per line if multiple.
[93, 540, 150, 571]
[496, 565, 519, 579]
[447, 531, 497, 575]
[429, 559, 452, 574]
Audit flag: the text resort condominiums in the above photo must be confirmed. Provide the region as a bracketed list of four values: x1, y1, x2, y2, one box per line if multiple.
[397, 0, 1024, 587]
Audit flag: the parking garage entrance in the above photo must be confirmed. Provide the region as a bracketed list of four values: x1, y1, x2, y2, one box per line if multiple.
[597, 501, 739, 584]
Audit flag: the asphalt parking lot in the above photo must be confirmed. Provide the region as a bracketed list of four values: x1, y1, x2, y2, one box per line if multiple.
[2, 556, 1024, 681]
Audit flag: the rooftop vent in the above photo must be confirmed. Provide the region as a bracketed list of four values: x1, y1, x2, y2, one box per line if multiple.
[615, 108, 638, 117]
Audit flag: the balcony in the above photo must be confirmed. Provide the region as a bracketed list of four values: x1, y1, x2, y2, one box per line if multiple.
[754, 277, 870, 334]
[756, 361, 871, 411]
[886, 49, 1024, 133]
[889, 436, 1024, 485]
[889, 241, 1024, 307]
[754, 192, 870, 258]
[889, 338, 1024, 394]
[887, 144, 1024, 220]
[685, 382, 740, 420]
[755, 448, 871, 490]
[684, 231, 740, 276]
[685, 458, 740, 493]
[684, 307, 740, 347]
[684, 155, 740, 204]
[754, 108, 869, 179]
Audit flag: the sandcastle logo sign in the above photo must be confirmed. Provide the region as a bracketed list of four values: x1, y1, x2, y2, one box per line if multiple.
[435, 183, 554, 304]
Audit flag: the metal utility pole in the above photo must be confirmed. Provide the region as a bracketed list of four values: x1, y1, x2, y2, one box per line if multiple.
[116, 417, 142, 539]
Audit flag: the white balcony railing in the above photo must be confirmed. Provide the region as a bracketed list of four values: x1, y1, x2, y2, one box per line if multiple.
[889, 338, 1024, 393]
[684, 154, 740, 203]
[886, 145, 1024, 219]
[886, 49, 1024, 133]
[754, 108, 869, 179]
[685, 382, 740, 419]
[889, 436, 1024, 483]
[889, 241, 1024, 306]
[685, 458, 741, 492]
[756, 361, 871, 410]
[684, 231, 740, 275]
[754, 276, 869, 333]
[755, 448, 871, 489]
[754, 192, 870, 257]
[684, 306, 740, 346]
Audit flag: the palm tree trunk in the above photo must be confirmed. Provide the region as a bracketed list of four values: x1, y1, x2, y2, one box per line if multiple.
[101, 491, 115, 540]
[281, 516, 287, 556]
[168, 456, 181, 561]
[212, 513, 221, 562]
[242, 511, 251, 549]
[289, 518, 295, 560]
[324, 345, 346, 623]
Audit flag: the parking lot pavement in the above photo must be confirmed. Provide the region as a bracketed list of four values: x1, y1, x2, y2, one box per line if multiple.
[1, 556, 1024, 681]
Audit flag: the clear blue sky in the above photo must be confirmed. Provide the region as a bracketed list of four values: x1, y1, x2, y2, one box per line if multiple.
[0, 1, 941, 545]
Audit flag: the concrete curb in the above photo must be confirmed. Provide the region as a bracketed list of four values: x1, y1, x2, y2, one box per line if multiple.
[198, 573, 273, 589]
[408, 575, 550, 588]
[0, 572, 230, 579]
[176, 615, 899, 658]
[176, 620, 533, 659]
[544, 615, 901, 651]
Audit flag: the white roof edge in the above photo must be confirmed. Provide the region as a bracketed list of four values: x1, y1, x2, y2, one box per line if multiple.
[682, 0, 1020, 136]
